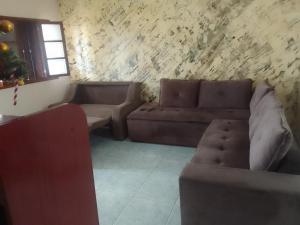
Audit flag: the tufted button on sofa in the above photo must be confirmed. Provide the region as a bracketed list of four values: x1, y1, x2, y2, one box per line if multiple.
[192, 119, 250, 169]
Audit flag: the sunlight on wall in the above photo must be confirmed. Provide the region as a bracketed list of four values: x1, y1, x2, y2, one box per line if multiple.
[58, 0, 300, 125]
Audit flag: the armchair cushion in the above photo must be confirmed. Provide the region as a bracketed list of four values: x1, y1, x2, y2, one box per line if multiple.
[80, 104, 117, 118]
[86, 116, 111, 131]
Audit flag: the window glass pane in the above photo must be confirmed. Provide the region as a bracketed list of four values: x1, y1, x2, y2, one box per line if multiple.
[42, 24, 62, 41]
[47, 59, 67, 75]
[44, 42, 65, 58]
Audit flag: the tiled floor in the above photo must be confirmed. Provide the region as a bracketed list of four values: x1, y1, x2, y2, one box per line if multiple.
[90, 136, 195, 225]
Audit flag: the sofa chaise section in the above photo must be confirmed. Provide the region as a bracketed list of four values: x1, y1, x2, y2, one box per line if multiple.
[179, 82, 297, 225]
[192, 119, 250, 169]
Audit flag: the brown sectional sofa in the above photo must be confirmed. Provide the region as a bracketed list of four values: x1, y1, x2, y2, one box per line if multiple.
[127, 79, 252, 146]
[50, 81, 143, 140]
[127, 78, 297, 224]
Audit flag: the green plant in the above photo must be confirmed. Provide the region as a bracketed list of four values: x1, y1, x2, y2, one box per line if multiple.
[0, 49, 27, 80]
[0, 20, 27, 80]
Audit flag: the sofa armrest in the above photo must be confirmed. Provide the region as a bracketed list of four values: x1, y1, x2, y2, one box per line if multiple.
[125, 82, 142, 103]
[180, 163, 300, 225]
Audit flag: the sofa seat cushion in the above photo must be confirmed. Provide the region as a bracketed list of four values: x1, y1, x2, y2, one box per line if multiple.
[127, 119, 207, 147]
[86, 116, 111, 130]
[160, 79, 200, 108]
[80, 104, 117, 117]
[128, 103, 250, 123]
[198, 79, 252, 109]
[192, 119, 250, 169]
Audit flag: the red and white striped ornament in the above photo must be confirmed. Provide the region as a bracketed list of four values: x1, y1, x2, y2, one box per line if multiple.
[13, 79, 18, 106]
[9, 74, 20, 106]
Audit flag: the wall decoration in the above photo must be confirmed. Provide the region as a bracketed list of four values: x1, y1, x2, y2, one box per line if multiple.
[0, 20, 27, 81]
[0, 20, 14, 34]
[0, 19, 27, 105]
[58, 0, 300, 124]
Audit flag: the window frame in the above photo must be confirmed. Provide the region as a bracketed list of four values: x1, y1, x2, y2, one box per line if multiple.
[39, 21, 70, 78]
[0, 16, 70, 89]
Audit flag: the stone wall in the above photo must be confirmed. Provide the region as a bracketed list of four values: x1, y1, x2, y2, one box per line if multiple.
[58, 0, 300, 124]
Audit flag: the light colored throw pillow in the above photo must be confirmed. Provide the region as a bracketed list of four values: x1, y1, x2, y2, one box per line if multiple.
[249, 81, 273, 114]
[249, 107, 293, 171]
[249, 91, 282, 139]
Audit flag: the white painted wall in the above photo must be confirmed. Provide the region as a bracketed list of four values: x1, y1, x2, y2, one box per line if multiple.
[0, 0, 61, 21]
[0, 0, 70, 116]
[0, 77, 69, 115]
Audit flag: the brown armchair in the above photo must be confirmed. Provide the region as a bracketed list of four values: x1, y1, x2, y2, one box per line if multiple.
[49, 81, 143, 140]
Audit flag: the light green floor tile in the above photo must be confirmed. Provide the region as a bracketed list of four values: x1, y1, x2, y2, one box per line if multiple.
[91, 136, 194, 225]
[166, 198, 181, 225]
[136, 171, 179, 203]
[113, 196, 174, 225]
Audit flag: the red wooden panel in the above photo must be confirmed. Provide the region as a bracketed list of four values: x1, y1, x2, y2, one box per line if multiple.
[0, 104, 99, 225]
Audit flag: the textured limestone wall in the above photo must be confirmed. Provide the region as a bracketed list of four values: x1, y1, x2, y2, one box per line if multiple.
[58, 0, 300, 123]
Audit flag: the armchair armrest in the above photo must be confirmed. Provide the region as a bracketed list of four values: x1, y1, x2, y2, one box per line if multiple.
[180, 163, 300, 225]
[113, 101, 143, 119]
[110, 100, 143, 140]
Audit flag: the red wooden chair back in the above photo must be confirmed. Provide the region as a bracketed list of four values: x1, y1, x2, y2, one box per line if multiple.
[0, 104, 99, 225]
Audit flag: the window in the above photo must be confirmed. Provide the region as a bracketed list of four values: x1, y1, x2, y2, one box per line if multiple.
[41, 23, 69, 76]
[0, 16, 69, 85]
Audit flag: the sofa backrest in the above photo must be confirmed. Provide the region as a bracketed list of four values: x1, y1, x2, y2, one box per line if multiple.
[72, 82, 138, 105]
[160, 79, 200, 108]
[159, 79, 253, 109]
[249, 90, 293, 171]
[198, 79, 253, 109]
